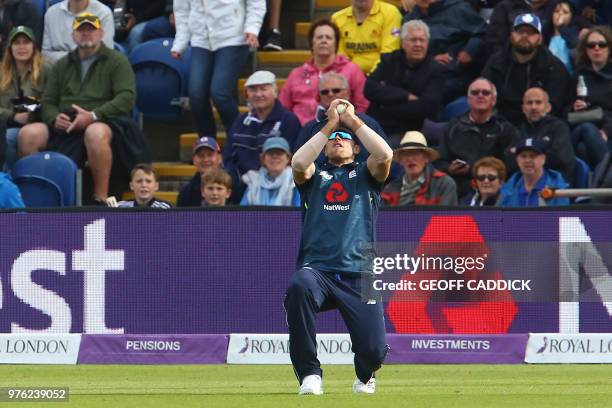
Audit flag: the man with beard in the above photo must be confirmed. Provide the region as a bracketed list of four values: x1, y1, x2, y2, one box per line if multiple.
[42, 0, 114, 63]
[17, 12, 148, 204]
[482, 13, 570, 126]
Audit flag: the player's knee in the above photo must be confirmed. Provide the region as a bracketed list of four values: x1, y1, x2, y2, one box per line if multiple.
[356, 343, 388, 368]
[285, 270, 316, 302]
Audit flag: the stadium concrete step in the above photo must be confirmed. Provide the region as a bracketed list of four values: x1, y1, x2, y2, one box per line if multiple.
[256, 50, 310, 77]
[122, 190, 179, 205]
[179, 132, 226, 162]
[295, 22, 310, 50]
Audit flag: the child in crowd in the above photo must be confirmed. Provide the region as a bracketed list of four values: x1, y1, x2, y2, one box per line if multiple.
[201, 168, 232, 207]
[106, 163, 172, 208]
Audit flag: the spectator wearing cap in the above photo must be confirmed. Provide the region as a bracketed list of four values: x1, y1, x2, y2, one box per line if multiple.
[331, 0, 402, 74]
[171, 0, 265, 138]
[519, 87, 575, 184]
[382, 130, 457, 206]
[0, 25, 51, 171]
[482, 13, 571, 126]
[0, 1, 42, 52]
[279, 18, 369, 126]
[364, 20, 444, 140]
[486, 0, 572, 55]
[223, 70, 301, 182]
[436, 77, 520, 198]
[240, 136, 300, 206]
[42, 0, 114, 64]
[403, 0, 487, 102]
[499, 137, 569, 206]
[177, 136, 243, 206]
[18, 12, 149, 204]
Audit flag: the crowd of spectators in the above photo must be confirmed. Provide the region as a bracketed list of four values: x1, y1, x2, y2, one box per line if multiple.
[1, 0, 612, 209]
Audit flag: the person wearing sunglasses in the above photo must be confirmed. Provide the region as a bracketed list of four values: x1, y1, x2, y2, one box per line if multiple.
[292, 72, 387, 168]
[461, 156, 506, 206]
[436, 77, 520, 199]
[285, 99, 392, 395]
[567, 26, 612, 169]
[364, 19, 444, 140]
[42, 0, 114, 64]
[482, 13, 571, 126]
[279, 18, 368, 126]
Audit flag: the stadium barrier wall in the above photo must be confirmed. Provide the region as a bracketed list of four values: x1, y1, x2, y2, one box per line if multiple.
[1, 208, 612, 335]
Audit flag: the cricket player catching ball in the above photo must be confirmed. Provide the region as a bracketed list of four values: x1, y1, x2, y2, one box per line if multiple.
[284, 98, 393, 395]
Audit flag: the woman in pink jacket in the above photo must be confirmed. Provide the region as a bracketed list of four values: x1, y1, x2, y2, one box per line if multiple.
[279, 18, 369, 125]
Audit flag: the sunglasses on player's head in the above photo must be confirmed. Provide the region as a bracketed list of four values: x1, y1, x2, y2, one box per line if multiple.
[328, 131, 353, 141]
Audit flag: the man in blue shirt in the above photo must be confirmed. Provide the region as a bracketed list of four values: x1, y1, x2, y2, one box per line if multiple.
[285, 98, 393, 395]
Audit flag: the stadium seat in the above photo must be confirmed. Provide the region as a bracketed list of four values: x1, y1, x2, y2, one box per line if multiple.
[129, 38, 191, 121]
[114, 42, 128, 56]
[573, 157, 591, 189]
[439, 96, 470, 122]
[34, 0, 46, 15]
[421, 119, 447, 147]
[12, 152, 80, 207]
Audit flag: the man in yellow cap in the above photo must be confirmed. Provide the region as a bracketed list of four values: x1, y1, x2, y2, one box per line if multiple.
[18, 12, 149, 205]
[42, 0, 114, 64]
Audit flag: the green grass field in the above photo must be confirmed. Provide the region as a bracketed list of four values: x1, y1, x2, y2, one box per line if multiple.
[1, 364, 612, 407]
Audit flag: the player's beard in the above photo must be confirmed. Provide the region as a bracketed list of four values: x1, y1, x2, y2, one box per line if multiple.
[514, 43, 537, 55]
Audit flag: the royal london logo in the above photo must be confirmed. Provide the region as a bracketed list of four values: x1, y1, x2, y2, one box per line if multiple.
[324, 182, 350, 211]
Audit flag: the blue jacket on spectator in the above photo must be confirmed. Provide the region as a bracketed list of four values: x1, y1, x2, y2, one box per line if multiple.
[223, 100, 301, 177]
[0, 172, 25, 208]
[499, 168, 570, 207]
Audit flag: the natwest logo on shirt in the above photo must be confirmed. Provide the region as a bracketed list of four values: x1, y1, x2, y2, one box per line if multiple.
[325, 182, 349, 203]
[324, 182, 351, 211]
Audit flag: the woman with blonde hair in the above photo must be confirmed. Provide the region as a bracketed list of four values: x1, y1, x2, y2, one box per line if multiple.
[0, 25, 49, 170]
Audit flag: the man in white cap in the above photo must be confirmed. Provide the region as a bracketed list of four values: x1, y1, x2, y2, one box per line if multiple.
[223, 70, 301, 182]
[381, 130, 457, 205]
[482, 12, 570, 125]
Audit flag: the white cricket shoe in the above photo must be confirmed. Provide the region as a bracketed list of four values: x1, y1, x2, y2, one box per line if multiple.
[298, 374, 323, 395]
[352, 377, 376, 394]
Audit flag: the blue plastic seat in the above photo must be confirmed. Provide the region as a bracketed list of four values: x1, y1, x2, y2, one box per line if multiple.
[439, 96, 470, 122]
[573, 157, 591, 189]
[12, 151, 79, 207]
[129, 38, 191, 121]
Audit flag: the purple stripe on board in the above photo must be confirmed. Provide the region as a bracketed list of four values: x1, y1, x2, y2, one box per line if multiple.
[385, 334, 528, 364]
[78, 334, 228, 364]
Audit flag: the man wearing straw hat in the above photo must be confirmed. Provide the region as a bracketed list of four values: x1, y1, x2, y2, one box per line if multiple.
[381, 130, 457, 205]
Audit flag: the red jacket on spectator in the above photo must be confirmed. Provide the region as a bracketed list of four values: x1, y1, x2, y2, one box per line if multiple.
[279, 55, 369, 125]
[381, 165, 458, 206]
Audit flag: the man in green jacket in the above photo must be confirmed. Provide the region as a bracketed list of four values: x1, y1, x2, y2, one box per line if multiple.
[18, 12, 147, 203]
